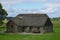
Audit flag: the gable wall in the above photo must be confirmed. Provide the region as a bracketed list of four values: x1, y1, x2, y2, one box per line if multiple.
[6, 21, 18, 33]
[44, 18, 53, 32]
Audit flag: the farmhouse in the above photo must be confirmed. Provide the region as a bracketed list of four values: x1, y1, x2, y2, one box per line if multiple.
[6, 14, 53, 33]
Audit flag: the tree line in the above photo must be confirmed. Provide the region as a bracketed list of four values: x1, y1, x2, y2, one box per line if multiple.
[51, 17, 60, 21]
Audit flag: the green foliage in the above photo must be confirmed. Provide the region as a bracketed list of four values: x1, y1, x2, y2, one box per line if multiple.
[0, 27, 6, 31]
[0, 3, 8, 25]
[0, 3, 2, 9]
[51, 17, 60, 21]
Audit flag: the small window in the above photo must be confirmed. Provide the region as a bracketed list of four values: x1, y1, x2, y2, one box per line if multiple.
[11, 25, 14, 28]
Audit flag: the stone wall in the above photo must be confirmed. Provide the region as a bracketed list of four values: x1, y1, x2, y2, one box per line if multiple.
[39, 27, 45, 33]
[31, 27, 40, 33]
[6, 23, 18, 33]
[24, 27, 30, 33]
[44, 26, 53, 32]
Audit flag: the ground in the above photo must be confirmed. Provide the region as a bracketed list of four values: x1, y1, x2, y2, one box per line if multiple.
[0, 19, 60, 40]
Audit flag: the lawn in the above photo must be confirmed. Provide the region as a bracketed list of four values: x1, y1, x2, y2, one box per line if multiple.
[0, 20, 60, 40]
[0, 28, 60, 40]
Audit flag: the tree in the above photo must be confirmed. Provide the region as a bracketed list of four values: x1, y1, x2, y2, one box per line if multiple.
[0, 3, 8, 25]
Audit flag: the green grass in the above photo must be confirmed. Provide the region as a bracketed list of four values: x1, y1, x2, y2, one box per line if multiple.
[0, 28, 60, 40]
[0, 20, 60, 40]
[0, 27, 6, 31]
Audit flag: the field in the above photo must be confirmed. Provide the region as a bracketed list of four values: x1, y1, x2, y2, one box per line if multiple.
[0, 20, 60, 40]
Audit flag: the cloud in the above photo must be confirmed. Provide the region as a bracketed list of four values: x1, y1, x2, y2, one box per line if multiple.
[53, 0, 60, 3]
[18, 8, 57, 13]
[24, 0, 47, 2]
[18, 9, 39, 13]
[42, 3, 60, 14]
[0, 0, 21, 5]
[0, 0, 47, 5]
[0, 0, 60, 17]
[0, 0, 47, 9]
[40, 8, 57, 13]
[7, 8, 20, 17]
[44, 3, 60, 8]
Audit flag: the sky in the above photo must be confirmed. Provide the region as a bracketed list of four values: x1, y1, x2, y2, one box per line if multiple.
[0, 0, 60, 18]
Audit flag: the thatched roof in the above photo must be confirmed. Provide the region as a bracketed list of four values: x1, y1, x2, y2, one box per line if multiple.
[8, 14, 49, 27]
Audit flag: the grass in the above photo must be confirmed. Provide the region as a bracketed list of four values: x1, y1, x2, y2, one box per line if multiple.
[0, 27, 6, 31]
[0, 28, 60, 40]
[0, 20, 60, 40]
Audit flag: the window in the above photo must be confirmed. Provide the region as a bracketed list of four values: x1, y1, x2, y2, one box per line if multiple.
[11, 24, 14, 28]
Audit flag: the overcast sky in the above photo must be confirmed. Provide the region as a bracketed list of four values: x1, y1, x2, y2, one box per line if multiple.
[0, 0, 60, 18]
